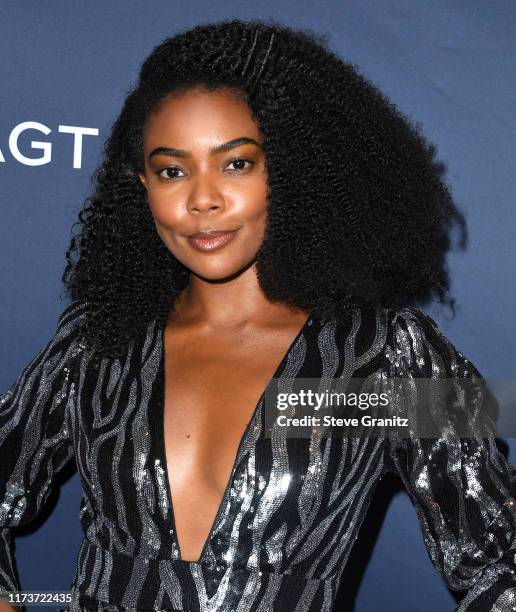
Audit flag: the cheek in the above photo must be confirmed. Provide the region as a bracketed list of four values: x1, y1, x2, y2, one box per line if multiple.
[147, 193, 183, 229]
[237, 182, 269, 224]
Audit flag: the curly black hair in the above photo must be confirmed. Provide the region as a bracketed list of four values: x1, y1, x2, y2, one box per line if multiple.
[62, 17, 466, 362]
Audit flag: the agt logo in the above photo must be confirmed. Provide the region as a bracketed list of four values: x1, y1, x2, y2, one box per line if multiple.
[0, 121, 99, 169]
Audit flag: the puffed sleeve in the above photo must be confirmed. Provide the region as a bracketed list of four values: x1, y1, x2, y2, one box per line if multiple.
[0, 300, 87, 597]
[382, 307, 516, 612]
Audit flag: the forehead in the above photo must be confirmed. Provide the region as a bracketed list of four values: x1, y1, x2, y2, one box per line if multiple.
[142, 86, 261, 146]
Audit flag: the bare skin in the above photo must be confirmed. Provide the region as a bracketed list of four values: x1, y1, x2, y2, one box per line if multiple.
[138, 85, 310, 562]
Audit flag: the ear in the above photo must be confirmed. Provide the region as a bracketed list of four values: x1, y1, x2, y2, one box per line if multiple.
[138, 172, 148, 190]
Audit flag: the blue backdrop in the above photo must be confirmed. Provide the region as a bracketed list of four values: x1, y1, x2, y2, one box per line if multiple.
[1, 2, 515, 610]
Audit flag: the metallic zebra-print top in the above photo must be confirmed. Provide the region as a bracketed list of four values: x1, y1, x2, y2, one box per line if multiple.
[1, 300, 516, 611]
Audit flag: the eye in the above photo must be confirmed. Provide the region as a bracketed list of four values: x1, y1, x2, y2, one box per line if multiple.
[155, 158, 254, 182]
[157, 166, 185, 181]
[226, 158, 254, 172]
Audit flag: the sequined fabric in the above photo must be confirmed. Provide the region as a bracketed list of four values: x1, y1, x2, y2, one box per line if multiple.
[1, 301, 516, 611]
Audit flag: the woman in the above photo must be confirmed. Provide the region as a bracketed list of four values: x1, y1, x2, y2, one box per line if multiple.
[1, 18, 515, 612]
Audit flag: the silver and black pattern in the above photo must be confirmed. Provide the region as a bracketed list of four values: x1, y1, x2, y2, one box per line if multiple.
[1, 300, 516, 611]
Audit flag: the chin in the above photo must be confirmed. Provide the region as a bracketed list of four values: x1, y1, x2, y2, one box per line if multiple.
[187, 259, 255, 282]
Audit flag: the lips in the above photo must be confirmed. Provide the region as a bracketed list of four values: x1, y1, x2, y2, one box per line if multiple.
[187, 230, 238, 252]
[190, 231, 233, 239]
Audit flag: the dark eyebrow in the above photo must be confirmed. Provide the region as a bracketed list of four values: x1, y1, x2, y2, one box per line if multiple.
[148, 137, 261, 161]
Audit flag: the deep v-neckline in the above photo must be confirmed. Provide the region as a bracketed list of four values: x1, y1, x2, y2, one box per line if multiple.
[156, 312, 313, 564]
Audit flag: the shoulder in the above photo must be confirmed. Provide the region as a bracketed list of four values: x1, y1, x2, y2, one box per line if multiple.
[383, 305, 480, 380]
[327, 304, 438, 360]
[387, 304, 440, 331]
[385, 305, 451, 349]
[331, 304, 444, 351]
[56, 299, 89, 329]
[50, 299, 90, 354]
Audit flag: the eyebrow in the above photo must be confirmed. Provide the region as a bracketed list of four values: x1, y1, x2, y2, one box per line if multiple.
[148, 137, 261, 161]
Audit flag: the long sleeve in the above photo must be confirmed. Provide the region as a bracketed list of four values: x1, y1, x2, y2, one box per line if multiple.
[383, 307, 516, 612]
[0, 300, 87, 597]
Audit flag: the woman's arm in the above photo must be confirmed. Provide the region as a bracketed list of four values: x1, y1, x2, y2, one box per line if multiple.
[0, 301, 86, 600]
[383, 307, 516, 611]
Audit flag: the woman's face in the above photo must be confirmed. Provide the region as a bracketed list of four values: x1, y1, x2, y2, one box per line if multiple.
[138, 86, 269, 281]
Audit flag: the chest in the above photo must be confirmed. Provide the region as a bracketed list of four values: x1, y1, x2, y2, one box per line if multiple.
[161, 322, 304, 488]
[70, 312, 390, 565]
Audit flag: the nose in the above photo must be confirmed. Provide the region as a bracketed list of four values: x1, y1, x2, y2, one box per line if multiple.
[187, 173, 225, 214]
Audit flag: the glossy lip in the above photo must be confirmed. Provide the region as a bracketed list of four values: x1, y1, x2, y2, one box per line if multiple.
[187, 229, 238, 252]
